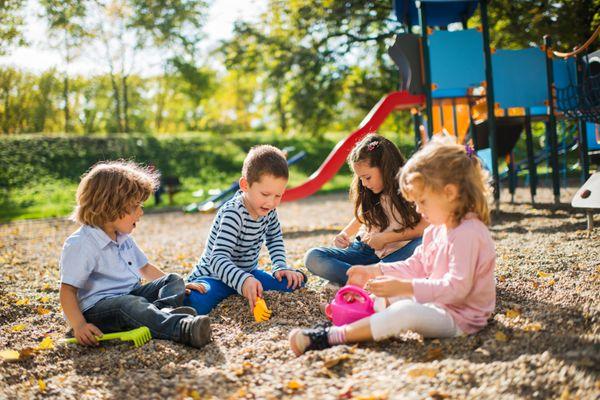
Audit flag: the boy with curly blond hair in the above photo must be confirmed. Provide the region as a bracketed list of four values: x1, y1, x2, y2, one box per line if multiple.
[59, 160, 210, 348]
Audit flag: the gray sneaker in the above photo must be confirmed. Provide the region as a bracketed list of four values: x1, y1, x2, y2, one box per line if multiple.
[163, 306, 198, 316]
[180, 315, 211, 348]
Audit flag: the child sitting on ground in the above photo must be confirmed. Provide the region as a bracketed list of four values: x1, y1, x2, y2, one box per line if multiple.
[289, 138, 496, 355]
[185, 145, 305, 315]
[60, 161, 210, 348]
[304, 134, 427, 286]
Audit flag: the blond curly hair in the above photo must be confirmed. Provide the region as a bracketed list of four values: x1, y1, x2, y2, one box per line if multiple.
[72, 160, 159, 227]
[399, 138, 492, 225]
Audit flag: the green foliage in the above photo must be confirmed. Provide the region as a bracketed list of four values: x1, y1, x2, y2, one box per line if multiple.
[0, 0, 27, 55]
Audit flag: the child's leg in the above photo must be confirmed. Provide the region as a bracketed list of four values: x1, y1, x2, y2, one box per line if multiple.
[381, 237, 423, 264]
[369, 299, 458, 340]
[130, 273, 186, 308]
[252, 269, 305, 292]
[83, 294, 189, 341]
[304, 241, 380, 286]
[183, 278, 236, 315]
[289, 299, 458, 356]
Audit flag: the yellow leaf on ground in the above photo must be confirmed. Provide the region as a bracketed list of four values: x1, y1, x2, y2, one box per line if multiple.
[495, 331, 508, 342]
[287, 380, 304, 390]
[39, 297, 49, 303]
[537, 271, 552, 278]
[0, 350, 20, 361]
[38, 379, 46, 392]
[548, 279, 556, 286]
[11, 324, 26, 332]
[506, 309, 521, 319]
[407, 367, 438, 378]
[37, 337, 54, 350]
[37, 307, 51, 315]
[15, 298, 29, 306]
[523, 322, 542, 332]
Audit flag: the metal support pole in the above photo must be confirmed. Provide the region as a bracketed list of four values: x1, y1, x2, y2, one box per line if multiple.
[543, 35, 561, 204]
[417, 1, 434, 139]
[524, 110, 537, 204]
[412, 111, 422, 150]
[480, 0, 500, 209]
[576, 55, 591, 181]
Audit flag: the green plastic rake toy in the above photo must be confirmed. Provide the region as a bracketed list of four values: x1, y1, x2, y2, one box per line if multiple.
[64, 326, 152, 348]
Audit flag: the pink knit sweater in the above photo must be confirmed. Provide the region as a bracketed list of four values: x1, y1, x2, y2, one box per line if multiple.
[380, 213, 496, 334]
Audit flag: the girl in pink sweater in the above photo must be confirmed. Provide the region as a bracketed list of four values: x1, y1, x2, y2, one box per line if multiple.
[290, 139, 496, 355]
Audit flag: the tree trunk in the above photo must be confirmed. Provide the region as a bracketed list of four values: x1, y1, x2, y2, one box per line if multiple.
[275, 86, 287, 133]
[122, 75, 129, 133]
[109, 74, 123, 133]
[63, 74, 70, 133]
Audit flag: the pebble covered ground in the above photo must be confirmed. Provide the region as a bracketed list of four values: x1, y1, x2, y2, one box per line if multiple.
[0, 187, 598, 399]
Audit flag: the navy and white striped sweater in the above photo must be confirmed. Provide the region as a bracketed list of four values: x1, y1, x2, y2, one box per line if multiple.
[188, 191, 290, 294]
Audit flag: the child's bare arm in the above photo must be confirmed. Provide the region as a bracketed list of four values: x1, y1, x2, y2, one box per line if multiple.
[139, 263, 165, 281]
[59, 283, 103, 346]
[334, 217, 361, 247]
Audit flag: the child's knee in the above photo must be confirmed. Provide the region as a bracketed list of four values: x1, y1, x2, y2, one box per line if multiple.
[304, 247, 329, 274]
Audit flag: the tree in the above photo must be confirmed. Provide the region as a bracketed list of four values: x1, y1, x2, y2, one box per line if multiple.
[40, 0, 89, 133]
[0, 0, 27, 55]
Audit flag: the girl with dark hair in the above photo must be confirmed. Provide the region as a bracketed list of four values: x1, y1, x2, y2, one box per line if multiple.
[304, 134, 427, 286]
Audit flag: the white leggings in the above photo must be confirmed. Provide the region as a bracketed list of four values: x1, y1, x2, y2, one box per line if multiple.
[369, 299, 461, 341]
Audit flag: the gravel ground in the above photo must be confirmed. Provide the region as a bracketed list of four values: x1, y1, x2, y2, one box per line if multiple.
[0, 187, 598, 399]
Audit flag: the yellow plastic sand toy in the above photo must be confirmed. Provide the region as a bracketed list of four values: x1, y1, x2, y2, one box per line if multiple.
[253, 298, 272, 322]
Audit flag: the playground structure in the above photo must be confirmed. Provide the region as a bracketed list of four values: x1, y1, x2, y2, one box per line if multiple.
[281, 0, 600, 206]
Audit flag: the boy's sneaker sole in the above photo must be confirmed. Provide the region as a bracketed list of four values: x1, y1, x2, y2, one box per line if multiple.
[163, 306, 198, 316]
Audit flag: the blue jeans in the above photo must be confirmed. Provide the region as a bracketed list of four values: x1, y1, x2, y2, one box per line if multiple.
[184, 269, 304, 315]
[83, 273, 189, 342]
[304, 237, 422, 286]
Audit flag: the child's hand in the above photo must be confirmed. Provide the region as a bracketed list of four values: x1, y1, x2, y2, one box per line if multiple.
[242, 277, 263, 311]
[274, 270, 304, 290]
[185, 282, 207, 294]
[73, 322, 103, 346]
[333, 231, 351, 248]
[362, 232, 386, 250]
[347, 264, 382, 287]
[365, 276, 412, 298]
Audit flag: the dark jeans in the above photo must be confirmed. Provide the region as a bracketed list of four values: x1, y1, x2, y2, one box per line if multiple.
[304, 237, 422, 286]
[83, 273, 189, 341]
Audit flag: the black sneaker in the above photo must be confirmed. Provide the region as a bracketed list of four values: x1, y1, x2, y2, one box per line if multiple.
[180, 315, 211, 348]
[163, 306, 198, 316]
[289, 323, 332, 356]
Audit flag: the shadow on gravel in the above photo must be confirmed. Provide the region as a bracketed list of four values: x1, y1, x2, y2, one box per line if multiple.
[284, 228, 340, 239]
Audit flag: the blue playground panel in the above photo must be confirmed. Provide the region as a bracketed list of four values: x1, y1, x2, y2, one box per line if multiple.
[492, 48, 548, 109]
[587, 122, 600, 151]
[393, 0, 477, 27]
[553, 57, 578, 90]
[429, 29, 485, 96]
[477, 148, 493, 173]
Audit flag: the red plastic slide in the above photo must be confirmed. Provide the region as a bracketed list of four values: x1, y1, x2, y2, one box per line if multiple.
[282, 91, 425, 202]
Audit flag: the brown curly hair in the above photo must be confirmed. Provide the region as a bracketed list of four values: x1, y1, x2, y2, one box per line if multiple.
[71, 160, 159, 227]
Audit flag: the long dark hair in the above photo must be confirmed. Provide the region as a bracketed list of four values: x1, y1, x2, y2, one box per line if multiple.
[348, 134, 420, 232]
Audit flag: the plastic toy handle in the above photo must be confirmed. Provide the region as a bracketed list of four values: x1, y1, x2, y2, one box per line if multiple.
[336, 285, 374, 307]
[325, 303, 333, 320]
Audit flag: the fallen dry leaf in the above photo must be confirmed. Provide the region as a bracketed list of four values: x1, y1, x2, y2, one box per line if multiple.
[0, 350, 20, 361]
[286, 380, 304, 390]
[37, 336, 54, 350]
[37, 307, 51, 315]
[495, 331, 508, 342]
[523, 323, 543, 332]
[424, 347, 443, 361]
[323, 354, 351, 369]
[38, 379, 46, 393]
[407, 367, 438, 379]
[506, 309, 521, 319]
[11, 324, 26, 332]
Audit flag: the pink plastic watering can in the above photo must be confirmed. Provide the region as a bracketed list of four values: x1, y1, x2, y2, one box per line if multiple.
[325, 285, 375, 326]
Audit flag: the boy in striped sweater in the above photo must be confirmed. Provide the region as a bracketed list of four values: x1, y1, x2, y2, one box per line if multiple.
[185, 145, 306, 315]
